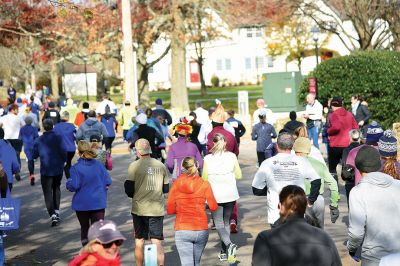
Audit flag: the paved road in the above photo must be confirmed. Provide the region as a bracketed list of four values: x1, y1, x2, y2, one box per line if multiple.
[6, 138, 359, 266]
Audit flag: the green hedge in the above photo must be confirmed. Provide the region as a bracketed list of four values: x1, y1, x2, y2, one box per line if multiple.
[299, 50, 400, 129]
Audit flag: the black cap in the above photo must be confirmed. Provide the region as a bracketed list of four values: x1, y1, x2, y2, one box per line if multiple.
[48, 102, 55, 108]
[90, 134, 101, 142]
[355, 146, 382, 173]
[331, 96, 343, 107]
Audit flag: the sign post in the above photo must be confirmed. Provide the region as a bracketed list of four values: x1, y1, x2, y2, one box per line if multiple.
[238, 91, 249, 116]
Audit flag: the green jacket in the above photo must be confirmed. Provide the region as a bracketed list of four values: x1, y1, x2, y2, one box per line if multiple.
[117, 106, 136, 130]
[304, 156, 340, 207]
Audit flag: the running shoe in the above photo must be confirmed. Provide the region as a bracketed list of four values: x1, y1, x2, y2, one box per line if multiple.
[230, 220, 238, 234]
[51, 214, 58, 227]
[29, 175, 35, 186]
[227, 243, 238, 263]
[55, 212, 60, 222]
[218, 251, 227, 261]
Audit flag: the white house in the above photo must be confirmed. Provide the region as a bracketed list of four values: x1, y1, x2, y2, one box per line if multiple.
[64, 64, 97, 97]
[147, 8, 351, 91]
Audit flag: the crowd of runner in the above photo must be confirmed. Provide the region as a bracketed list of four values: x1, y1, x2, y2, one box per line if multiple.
[0, 87, 399, 266]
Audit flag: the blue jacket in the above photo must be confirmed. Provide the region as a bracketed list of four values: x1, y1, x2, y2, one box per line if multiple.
[0, 140, 19, 183]
[126, 124, 138, 142]
[33, 131, 67, 176]
[66, 158, 112, 211]
[101, 115, 116, 138]
[54, 122, 76, 152]
[19, 125, 39, 160]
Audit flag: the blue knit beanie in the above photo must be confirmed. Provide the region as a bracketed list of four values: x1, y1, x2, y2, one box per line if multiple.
[366, 121, 384, 144]
[378, 130, 397, 157]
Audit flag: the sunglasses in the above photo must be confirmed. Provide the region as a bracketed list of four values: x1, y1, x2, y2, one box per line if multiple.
[98, 239, 123, 248]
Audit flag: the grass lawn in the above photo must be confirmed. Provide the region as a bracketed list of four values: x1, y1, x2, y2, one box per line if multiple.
[72, 85, 263, 114]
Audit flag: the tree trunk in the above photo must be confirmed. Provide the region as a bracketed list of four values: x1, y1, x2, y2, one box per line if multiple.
[199, 58, 207, 96]
[50, 62, 59, 98]
[30, 66, 36, 92]
[136, 44, 150, 108]
[170, 0, 189, 113]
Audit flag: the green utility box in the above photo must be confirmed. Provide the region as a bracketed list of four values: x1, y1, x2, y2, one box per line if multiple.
[262, 71, 304, 112]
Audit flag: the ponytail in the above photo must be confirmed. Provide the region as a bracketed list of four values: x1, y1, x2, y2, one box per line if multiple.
[382, 156, 400, 180]
[181, 157, 198, 176]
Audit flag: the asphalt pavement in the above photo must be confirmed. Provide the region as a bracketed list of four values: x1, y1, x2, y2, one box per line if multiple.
[5, 137, 359, 266]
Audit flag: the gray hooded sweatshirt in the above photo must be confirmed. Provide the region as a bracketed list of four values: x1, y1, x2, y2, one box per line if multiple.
[76, 118, 108, 141]
[347, 172, 400, 266]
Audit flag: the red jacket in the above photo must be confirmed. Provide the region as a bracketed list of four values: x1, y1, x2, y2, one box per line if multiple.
[167, 174, 218, 231]
[207, 126, 239, 156]
[69, 252, 120, 266]
[327, 107, 358, 147]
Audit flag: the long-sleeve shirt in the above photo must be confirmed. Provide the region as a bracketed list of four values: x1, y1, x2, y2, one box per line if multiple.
[304, 157, 340, 207]
[305, 100, 323, 120]
[202, 152, 241, 203]
[252, 122, 277, 152]
[207, 126, 239, 156]
[166, 137, 203, 179]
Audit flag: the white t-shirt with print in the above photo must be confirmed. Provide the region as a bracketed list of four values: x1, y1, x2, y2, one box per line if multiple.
[252, 153, 320, 224]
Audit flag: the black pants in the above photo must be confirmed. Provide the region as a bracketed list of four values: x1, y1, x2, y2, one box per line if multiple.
[64, 152, 75, 179]
[8, 139, 22, 167]
[103, 137, 115, 153]
[41, 175, 62, 217]
[257, 152, 266, 166]
[76, 209, 105, 246]
[123, 130, 128, 141]
[28, 160, 34, 175]
[328, 147, 345, 178]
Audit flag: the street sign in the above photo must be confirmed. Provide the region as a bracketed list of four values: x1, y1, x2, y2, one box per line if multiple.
[309, 77, 317, 95]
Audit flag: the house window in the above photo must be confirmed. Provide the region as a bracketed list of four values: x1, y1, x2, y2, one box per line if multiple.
[246, 28, 253, 38]
[255, 56, 264, 69]
[255, 28, 262, 37]
[246, 27, 262, 38]
[225, 58, 232, 70]
[267, 56, 274, 67]
[245, 57, 252, 70]
[216, 59, 223, 71]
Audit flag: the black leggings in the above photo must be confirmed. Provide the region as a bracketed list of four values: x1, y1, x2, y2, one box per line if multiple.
[28, 160, 34, 175]
[8, 139, 22, 166]
[257, 152, 266, 166]
[64, 152, 75, 179]
[328, 147, 345, 178]
[76, 209, 105, 246]
[103, 137, 115, 153]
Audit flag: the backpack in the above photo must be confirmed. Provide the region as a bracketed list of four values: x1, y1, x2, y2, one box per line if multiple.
[83, 124, 102, 141]
[341, 164, 355, 182]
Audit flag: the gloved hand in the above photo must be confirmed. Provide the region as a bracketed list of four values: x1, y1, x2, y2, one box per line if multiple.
[330, 205, 339, 223]
[349, 251, 360, 262]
